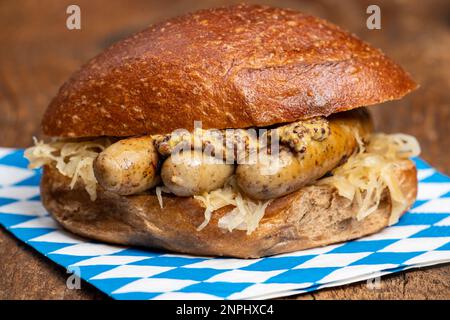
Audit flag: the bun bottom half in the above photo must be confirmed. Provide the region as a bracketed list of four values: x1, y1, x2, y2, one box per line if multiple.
[41, 160, 417, 258]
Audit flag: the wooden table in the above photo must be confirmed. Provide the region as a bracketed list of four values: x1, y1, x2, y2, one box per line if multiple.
[0, 0, 449, 300]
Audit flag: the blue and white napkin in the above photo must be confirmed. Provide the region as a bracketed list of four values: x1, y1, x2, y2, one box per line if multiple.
[0, 148, 449, 300]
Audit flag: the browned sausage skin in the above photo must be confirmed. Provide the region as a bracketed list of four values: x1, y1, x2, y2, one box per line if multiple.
[93, 109, 372, 198]
[93, 136, 160, 195]
[236, 108, 373, 200]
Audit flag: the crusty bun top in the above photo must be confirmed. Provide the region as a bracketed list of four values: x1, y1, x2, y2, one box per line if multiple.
[42, 4, 417, 138]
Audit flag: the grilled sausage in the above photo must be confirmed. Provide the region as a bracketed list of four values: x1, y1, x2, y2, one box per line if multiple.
[94, 136, 159, 195]
[236, 108, 373, 200]
[161, 150, 234, 196]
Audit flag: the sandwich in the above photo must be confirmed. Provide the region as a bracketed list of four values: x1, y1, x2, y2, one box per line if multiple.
[25, 4, 420, 258]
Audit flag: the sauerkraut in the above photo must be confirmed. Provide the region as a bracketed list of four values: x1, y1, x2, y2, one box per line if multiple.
[194, 177, 272, 234]
[194, 133, 420, 233]
[24, 138, 112, 200]
[24, 132, 420, 233]
[318, 133, 420, 225]
[155, 185, 172, 209]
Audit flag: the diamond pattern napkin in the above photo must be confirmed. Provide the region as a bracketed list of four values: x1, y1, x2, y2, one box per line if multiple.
[0, 148, 449, 300]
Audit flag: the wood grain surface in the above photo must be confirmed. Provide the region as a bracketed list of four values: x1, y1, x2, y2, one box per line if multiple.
[0, 0, 449, 300]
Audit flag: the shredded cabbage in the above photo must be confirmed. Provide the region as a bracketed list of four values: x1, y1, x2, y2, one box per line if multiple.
[194, 177, 272, 234]
[24, 138, 111, 200]
[155, 186, 164, 208]
[319, 133, 420, 225]
[155, 186, 172, 209]
[195, 133, 420, 233]
[24, 132, 420, 232]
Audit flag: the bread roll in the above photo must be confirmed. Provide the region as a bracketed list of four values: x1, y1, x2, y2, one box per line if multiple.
[41, 160, 417, 258]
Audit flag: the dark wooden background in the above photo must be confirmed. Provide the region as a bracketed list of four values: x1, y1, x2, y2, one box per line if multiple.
[0, 0, 449, 299]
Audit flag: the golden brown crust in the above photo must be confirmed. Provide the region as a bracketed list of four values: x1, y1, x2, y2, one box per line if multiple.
[42, 4, 417, 138]
[41, 160, 417, 258]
